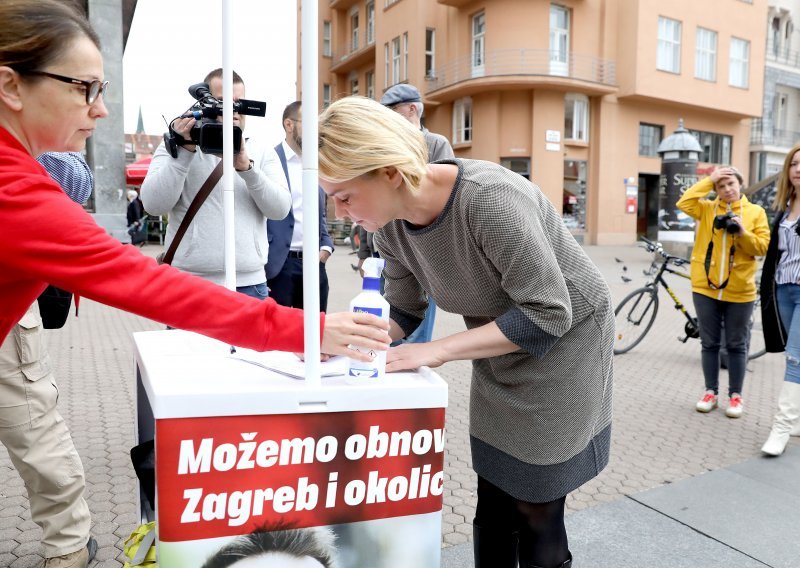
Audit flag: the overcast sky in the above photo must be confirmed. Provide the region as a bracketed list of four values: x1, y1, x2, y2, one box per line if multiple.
[123, 0, 298, 147]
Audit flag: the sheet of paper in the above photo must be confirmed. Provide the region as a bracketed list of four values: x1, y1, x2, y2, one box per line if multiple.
[228, 351, 347, 380]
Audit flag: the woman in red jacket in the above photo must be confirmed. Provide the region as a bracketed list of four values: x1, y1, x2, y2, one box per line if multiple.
[0, 2, 388, 566]
[0, 2, 387, 354]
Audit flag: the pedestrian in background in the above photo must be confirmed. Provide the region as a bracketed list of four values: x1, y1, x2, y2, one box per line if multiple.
[141, 68, 289, 300]
[0, 7, 390, 567]
[266, 101, 335, 311]
[677, 166, 770, 418]
[126, 189, 146, 246]
[760, 142, 800, 456]
[318, 96, 614, 568]
[378, 83, 454, 343]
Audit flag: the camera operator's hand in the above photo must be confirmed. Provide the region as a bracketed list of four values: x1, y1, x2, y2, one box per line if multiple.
[234, 139, 252, 172]
[172, 117, 197, 152]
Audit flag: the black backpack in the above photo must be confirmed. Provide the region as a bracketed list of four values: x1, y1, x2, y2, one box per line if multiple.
[37, 285, 72, 329]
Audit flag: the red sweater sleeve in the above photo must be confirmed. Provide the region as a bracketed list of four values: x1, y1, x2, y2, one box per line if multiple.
[1, 168, 322, 353]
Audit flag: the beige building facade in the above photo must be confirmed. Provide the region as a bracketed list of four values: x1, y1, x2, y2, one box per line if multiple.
[309, 0, 766, 244]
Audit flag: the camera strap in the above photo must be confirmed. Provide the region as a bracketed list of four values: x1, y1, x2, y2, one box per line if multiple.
[159, 160, 224, 266]
[703, 236, 736, 291]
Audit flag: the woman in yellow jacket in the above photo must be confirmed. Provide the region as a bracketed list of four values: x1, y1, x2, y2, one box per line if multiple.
[677, 166, 770, 418]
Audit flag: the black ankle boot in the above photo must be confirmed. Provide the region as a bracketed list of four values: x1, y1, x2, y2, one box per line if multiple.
[519, 551, 573, 568]
[473, 523, 519, 568]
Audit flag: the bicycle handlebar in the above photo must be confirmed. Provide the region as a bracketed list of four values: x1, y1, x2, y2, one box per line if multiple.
[638, 237, 689, 266]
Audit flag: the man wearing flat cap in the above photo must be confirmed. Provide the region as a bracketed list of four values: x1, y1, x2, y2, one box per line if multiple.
[372, 83, 454, 344]
[380, 84, 454, 163]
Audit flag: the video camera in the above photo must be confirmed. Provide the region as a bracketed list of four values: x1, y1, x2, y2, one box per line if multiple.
[164, 82, 266, 157]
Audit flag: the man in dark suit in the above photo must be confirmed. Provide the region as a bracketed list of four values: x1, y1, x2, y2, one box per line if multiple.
[266, 101, 334, 311]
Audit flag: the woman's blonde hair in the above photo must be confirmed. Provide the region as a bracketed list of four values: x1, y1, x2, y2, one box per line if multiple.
[773, 142, 800, 212]
[318, 96, 428, 193]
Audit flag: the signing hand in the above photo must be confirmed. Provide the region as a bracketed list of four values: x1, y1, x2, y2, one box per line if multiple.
[322, 311, 391, 362]
[385, 341, 447, 373]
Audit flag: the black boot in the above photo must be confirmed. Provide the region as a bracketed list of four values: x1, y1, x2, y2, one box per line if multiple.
[519, 551, 573, 568]
[473, 523, 519, 568]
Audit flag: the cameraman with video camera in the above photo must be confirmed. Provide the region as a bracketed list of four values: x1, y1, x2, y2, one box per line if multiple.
[677, 166, 770, 418]
[141, 68, 290, 298]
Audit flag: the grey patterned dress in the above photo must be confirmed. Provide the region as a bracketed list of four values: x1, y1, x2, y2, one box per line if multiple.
[375, 159, 614, 503]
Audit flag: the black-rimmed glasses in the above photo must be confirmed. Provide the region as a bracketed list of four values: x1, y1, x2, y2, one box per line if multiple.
[25, 70, 109, 105]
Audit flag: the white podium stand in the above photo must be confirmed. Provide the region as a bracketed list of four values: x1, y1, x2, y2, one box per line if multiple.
[134, 330, 448, 567]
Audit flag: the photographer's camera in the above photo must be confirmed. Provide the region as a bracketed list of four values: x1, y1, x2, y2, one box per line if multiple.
[713, 211, 741, 235]
[164, 82, 266, 158]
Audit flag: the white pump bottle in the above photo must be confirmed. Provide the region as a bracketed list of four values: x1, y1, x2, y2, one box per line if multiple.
[347, 257, 390, 380]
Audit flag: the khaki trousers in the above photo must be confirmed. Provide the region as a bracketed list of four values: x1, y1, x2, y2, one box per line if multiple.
[0, 303, 90, 558]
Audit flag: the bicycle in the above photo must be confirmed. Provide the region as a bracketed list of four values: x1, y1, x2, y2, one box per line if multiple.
[613, 237, 767, 361]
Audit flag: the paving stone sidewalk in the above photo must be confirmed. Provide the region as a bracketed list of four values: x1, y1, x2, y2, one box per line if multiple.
[1, 242, 793, 566]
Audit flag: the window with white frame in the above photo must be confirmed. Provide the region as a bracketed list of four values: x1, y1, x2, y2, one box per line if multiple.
[564, 94, 589, 142]
[729, 37, 750, 88]
[351, 10, 359, 52]
[403, 32, 409, 80]
[366, 1, 375, 45]
[657, 16, 681, 73]
[350, 76, 359, 96]
[453, 97, 473, 144]
[323, 84, 331, 108]
[384, 43, 389, 87]
[472, 12, 485, 76]
[392, 36, 401, 84]
[366, 71, 375, 99]
[695, 27, 716, 81]
[549, 4, 570, 77]
[425, 28, 436, 78]
[323, 21, 332, 57]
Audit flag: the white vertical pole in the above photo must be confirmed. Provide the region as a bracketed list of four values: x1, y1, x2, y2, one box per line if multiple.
[222, 0, 236, 294]
[301, 0, 321, 386]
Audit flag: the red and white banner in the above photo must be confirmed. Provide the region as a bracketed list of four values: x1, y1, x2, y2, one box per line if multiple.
[155, 407, 446, 542]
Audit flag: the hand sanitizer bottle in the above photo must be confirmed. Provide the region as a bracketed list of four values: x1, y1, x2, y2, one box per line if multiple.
[347, 257, 390, 380]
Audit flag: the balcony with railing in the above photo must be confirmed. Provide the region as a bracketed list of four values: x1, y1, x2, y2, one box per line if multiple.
[329, 0, 360, 10]
[425, 49, 616, 99]
[750, 117, 800, 148]
[766, 39, 800, 69]
[330, 34, 376, 74]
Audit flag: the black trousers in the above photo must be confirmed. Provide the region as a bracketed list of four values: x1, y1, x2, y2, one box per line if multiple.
[267, 255, 330, 312]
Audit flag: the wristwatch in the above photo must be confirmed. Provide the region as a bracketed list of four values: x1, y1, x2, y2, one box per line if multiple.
[237, 159, 254, 172]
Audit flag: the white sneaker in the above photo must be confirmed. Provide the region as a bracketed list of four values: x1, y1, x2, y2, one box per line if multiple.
[725, 394, 744, 418]
[696, 390, 718, 413]
[762, 428, 791, 456]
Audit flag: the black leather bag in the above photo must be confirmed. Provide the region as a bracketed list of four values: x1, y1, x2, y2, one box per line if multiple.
[130, 439, 156, 512]
[36, 285, 73, 329]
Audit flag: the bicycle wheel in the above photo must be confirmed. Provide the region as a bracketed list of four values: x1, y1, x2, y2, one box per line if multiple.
[614, 287, 659, 355]
[748, 295, 767, 361]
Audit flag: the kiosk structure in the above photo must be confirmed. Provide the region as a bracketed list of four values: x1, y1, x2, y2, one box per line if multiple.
[134, 330, 448, 567]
